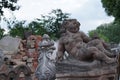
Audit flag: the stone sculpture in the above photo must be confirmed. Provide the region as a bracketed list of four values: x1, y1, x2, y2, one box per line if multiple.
[87, 32, 115, 58]
[56, 19, 116, 80]
[57, 19, 115, 64]
[35, 34, 56, 80]
[0, 49, 4, 67]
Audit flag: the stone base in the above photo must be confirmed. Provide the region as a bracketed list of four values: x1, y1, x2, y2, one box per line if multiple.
[56, 68, 116, 80]
[56, 59, 117, 80]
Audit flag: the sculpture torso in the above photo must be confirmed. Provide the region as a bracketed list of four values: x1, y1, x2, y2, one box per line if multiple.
[57, 19, 115, 63]
[61, 31, 86, 57]
[57, 19, 90, 61]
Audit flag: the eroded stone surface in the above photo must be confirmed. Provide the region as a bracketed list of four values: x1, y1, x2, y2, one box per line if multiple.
[35, 34, 56, 80]
[56, 19, 117, 80]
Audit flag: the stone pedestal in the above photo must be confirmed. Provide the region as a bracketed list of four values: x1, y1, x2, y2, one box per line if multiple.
[56, 69, 116, 80]
[56, 59, 117, 80]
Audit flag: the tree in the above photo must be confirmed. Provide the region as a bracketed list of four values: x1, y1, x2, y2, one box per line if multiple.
[8, 9, 70, 40]
[28, 20, 48, 36]
[0, 0, 19, 16]
[88, 30, 109, 42]
[0, 26, 5, 39]
[8, 20, 48, 39]
[88, 22, 120, 43]
[0, 0, 19, 38]
[8, 20, 28, 39]
[38, 9, 70, 39]
[101, 0, 120, 43]
[101, 0, 120, 21]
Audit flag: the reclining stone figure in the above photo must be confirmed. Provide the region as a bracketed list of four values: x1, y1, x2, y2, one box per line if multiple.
[87, 33, 115, 58]
[56, 19, 115, 64]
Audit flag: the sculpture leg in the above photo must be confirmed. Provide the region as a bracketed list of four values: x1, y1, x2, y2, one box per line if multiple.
[88, 47, 115, 64]
[96, 45, 115, 57]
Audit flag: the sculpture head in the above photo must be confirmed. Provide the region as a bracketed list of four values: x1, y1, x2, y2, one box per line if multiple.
[39, 34, 54, 48]
[61, 19, 80, 33]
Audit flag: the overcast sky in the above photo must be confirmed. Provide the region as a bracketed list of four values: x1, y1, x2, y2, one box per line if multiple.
[2, 0, 114, 34]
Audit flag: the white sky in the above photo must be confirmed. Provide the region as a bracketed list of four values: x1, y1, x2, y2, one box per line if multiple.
[1, 0, 114, 34]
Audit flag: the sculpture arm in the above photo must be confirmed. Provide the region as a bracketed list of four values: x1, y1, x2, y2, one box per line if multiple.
[56, 40, 65, 61]
[101, 39, 111, 50]
[80, 31, 90, 43]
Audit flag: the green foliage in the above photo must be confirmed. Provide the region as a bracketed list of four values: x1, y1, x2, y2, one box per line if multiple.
[89, 22, 120, 43]
[8, 21, 28, 39]
[8, 9, 70, 40]
[37, 9, 70, 39]
[101, 0, 120, 21]
[8, 20, 48, 39]
[0, 26, 5, 39]
[88, 30, 109, 42]
[28, 21, 48, 36]
[95, 0, 120, 43]
[0, 0, 19, 16]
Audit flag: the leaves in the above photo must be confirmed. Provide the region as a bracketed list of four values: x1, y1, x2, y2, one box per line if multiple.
[39, 9, 70, 39]
[101, 0, 120, 21]
[0, 0, 19, 16]
[0, 26, 5, 39]
[6, 9, 70, 40]
[8, 21, 27, 39]
[89, 22, 120, 43]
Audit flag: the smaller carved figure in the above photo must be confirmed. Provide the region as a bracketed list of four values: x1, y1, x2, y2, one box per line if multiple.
[87, 32, 115, 58]
[57, 19, 115, 64]
[35, 34, 56, 80]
